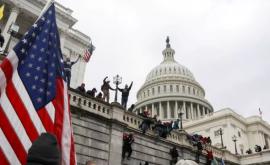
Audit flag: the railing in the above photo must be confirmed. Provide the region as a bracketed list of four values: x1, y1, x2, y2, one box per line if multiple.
[69, 89, 112, 119]
[122, 111, 143, 129]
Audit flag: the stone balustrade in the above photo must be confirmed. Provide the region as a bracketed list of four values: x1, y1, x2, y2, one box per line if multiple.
[69, 89, 112, 119]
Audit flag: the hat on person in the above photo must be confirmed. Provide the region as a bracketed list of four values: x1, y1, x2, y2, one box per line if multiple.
[26, 133, 60, 165]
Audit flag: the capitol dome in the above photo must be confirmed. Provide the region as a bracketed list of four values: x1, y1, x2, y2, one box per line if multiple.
[134, 37, 213, 121]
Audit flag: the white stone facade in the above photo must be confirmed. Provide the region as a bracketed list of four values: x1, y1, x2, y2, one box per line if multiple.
[184, 108, 270, 155]
[0, 0, 91, 88]
[134, 38, 213, 122]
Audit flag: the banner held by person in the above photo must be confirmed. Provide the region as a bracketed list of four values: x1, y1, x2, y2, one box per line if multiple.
[0, 2, 76, 165]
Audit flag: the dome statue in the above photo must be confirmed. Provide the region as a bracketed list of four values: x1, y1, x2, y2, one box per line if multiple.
[134, 37, 213, 122]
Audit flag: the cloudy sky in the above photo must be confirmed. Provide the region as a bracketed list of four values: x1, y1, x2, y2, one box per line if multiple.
[58, 0, 270, 122]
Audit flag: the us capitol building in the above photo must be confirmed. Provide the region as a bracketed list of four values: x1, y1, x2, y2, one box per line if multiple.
[134, 37, 270, 157]
[1, 0, 270, 164]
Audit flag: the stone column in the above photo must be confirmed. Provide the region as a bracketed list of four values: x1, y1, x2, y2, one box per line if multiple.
[190, 102, 194, 119]
[108, 121, 126, 165]
[60, 29, 67, 52]
[259, 131, 265, 147]
[183, 101, 187, 119]
[2, 7, 20, 50]
[197, 104, 201, 118]
[159, 102, 163, 118]
[152, 103, 155, 117]
[202, 107, 205, 116]
[167, 101, 170, 119]
[175, 101, 178, 119]
[108, 103, 126, 164]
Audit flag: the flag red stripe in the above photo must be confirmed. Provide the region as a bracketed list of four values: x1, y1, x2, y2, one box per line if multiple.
[67, 92, 76, 165]
[0, 106, 27, 164]
[52, 78, 65, 148]
[0, 148, 9, 165]
[70, 131, 76, 165]
[38, 108, 54, 133]
[0, 59, 13, 83]
[6, 81, 39, 142]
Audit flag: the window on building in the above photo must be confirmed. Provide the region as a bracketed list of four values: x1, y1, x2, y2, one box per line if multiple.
[238, 131, 241, 137]
[214, 129, 221, 137]
[240, 148, 244, 155]
[164, 108, 167, 119]
[144, 92, 145, 97]
[188, 87, 190, 94]
[152, 88, 155, 95]
[158, 86, 160, 93]
[182, 86, 185, 93]
[170, 85, 173, 92]
[157, 107, 160, 116]
[171, 106, 175, 118]
[176, 85, 179, 92]
[193, 88, 195, 95]
[164, 85, 167, 92]
[147, 90, 150, 96]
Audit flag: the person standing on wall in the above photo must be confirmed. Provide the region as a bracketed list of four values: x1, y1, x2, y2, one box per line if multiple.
[101, 76, 115, 102]
[64, 56, 80, 88]
[118, 81, 133, 108]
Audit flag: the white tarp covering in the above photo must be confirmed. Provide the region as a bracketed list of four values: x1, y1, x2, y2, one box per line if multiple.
[176, 159, 199, 165]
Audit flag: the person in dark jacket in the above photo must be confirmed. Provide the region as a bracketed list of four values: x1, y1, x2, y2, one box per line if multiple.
[76, 83, 86, 93]
[128, 104, 135, 112]
[64, 56, 80, 88]
[101, 76, 114, 102]
[170, 146, 178, 165]
[96, 92, 103, 100]
[26, 133, 60, 165]
[122, 133, 134, 159]
[86, 88, 97, 97]
[118, 81, 133, 108]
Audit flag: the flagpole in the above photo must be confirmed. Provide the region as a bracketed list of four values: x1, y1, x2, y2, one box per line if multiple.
[37, 0, 54, 20]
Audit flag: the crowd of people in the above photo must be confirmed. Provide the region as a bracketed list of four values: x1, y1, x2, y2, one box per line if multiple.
[74, 76, 133, 109]
[245, 144, 268, 154]
[138, 110, 180, 138]
[186, 133, 212, 146]
[75, 83, 105, 101]
[186, 133, 213, 164]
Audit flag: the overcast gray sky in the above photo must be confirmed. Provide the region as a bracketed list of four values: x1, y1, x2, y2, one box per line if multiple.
[58, 0, 270, 123]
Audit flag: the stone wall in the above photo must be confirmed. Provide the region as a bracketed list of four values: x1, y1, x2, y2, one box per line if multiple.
[71, 108, 207, 165]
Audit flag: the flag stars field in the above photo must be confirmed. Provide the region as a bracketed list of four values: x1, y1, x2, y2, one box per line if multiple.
[0, 3, 76, 164]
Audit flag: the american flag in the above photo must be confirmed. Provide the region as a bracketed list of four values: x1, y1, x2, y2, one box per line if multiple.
[0, 3, 76, 165]
[83, 43, 95, 62]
